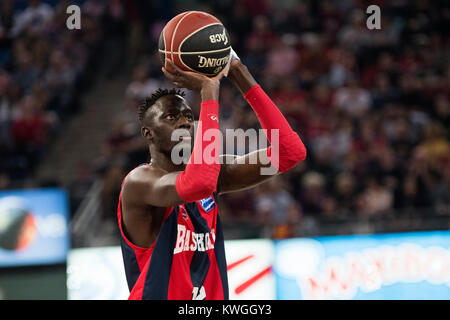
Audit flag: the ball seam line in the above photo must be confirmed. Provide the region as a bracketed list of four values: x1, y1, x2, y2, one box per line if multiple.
[170, 11, 195, 63]
[158, 46, 231, 55]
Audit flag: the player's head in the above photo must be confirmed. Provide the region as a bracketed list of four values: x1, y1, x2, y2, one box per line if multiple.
[138, 88, 194, 155]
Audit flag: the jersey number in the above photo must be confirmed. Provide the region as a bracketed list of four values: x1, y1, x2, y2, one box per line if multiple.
[192, 286, 206, 300]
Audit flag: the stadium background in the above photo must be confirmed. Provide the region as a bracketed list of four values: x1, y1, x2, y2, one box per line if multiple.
[0, 0, 448, 299]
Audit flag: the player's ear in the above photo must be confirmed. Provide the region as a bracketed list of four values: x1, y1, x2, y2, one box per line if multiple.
[141, 126, 153, 142]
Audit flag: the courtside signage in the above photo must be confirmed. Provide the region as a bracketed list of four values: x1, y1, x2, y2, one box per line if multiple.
[274, 231, 450, 300]
[67, 231, 450, 299]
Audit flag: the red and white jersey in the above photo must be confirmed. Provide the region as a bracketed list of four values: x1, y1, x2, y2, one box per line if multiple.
[117, 178, 229, 300]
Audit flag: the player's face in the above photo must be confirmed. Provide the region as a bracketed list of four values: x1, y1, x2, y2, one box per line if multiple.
[142, 94, 195, 155]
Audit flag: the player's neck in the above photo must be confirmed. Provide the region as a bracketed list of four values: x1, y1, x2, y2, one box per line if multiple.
[148, 148, 187, 172]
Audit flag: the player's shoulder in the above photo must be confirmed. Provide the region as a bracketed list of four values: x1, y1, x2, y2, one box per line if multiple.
[123, 164, 162, 188]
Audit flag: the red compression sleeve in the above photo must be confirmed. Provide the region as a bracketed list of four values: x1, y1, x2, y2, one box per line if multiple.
[175, 100, 221, 202]
[244, 84, 307, 172]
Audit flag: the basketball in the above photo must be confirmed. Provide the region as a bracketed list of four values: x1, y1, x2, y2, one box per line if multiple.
[158, 11, 231, 76]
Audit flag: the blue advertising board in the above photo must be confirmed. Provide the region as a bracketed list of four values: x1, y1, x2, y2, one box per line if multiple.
[273, 231, 450, 300]
[0, 188, 70, 267]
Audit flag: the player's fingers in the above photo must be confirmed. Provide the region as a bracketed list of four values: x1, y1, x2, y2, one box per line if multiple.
[212, 59, 230, 80]
[230, 47, 240, 61]
[222, 59, 231, 78]
[163, 70, 185, 88]
[162, 67, 177, 82]
[167, 60, 185, 76]
[174, 82, 182, 88]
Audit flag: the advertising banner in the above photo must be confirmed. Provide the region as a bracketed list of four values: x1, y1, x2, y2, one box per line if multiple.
[0, 189, 70, 267]
[67, 246, 129, 300]
[225, 239, 275, 300]
[273, 231, 450, 300]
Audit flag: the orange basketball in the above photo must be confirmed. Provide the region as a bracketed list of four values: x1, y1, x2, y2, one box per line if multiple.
[159, 11, 231, 76]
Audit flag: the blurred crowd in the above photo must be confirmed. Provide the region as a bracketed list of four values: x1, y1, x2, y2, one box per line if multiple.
[0, 0, 105, 187]
[1, 0, 449, 240]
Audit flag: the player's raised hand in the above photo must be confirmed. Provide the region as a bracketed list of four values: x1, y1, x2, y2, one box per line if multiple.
[163, 60, 228, 101]
[163, 60, 228, 91]
[226, 51, 257, 94]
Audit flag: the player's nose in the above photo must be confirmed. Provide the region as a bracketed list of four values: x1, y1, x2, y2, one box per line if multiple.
[176, 115, 191, 130]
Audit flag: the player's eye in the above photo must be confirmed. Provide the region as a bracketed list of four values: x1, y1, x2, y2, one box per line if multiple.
[165, 114, 176, 120]
[185, 114, 194, 121]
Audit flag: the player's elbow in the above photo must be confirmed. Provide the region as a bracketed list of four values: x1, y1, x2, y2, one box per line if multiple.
[290, 137, 307, 165]
[296, 139, 307, 162]
[286, 132, 307, 161]
[277, 135, 307, 172]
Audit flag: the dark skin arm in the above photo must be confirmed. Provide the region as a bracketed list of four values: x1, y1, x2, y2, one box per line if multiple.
[121, 166, 179, 247]
[216, 60, 280, 195]
[217, 151, 277, 194]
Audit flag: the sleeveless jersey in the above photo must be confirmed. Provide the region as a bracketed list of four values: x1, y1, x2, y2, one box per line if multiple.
[117, 172, 229, 300]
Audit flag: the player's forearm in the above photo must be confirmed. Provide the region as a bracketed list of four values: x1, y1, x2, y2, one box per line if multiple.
[175, 99, 221, 201]
[200, 80, 220, 101]
[227, 61, 257, 94]
[243, 84, 307, 172]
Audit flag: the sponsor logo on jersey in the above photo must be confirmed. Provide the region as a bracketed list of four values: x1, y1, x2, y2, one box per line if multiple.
[199, 196, 215, 213]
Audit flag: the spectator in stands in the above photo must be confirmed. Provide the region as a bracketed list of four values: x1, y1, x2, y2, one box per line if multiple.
[299, 171, 327, 215]
[0, 0, 14, 47]
[11, 0, 54, 37]
[431, 164, 450, 215]
[333, 78, 371, 119]
[0, 69, 12, 148]
[266, 36, 299, 78]
[255, 176, 301, 238]
[333, 172, 357, 216]
[12, 95, 47, 146]
[125, 64, 162, 106]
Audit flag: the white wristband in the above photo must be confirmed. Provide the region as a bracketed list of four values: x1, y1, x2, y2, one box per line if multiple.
[230, 48, 240, 61]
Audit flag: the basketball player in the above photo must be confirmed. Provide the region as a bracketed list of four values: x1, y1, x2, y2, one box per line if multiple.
[117, 52, 307, 300]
